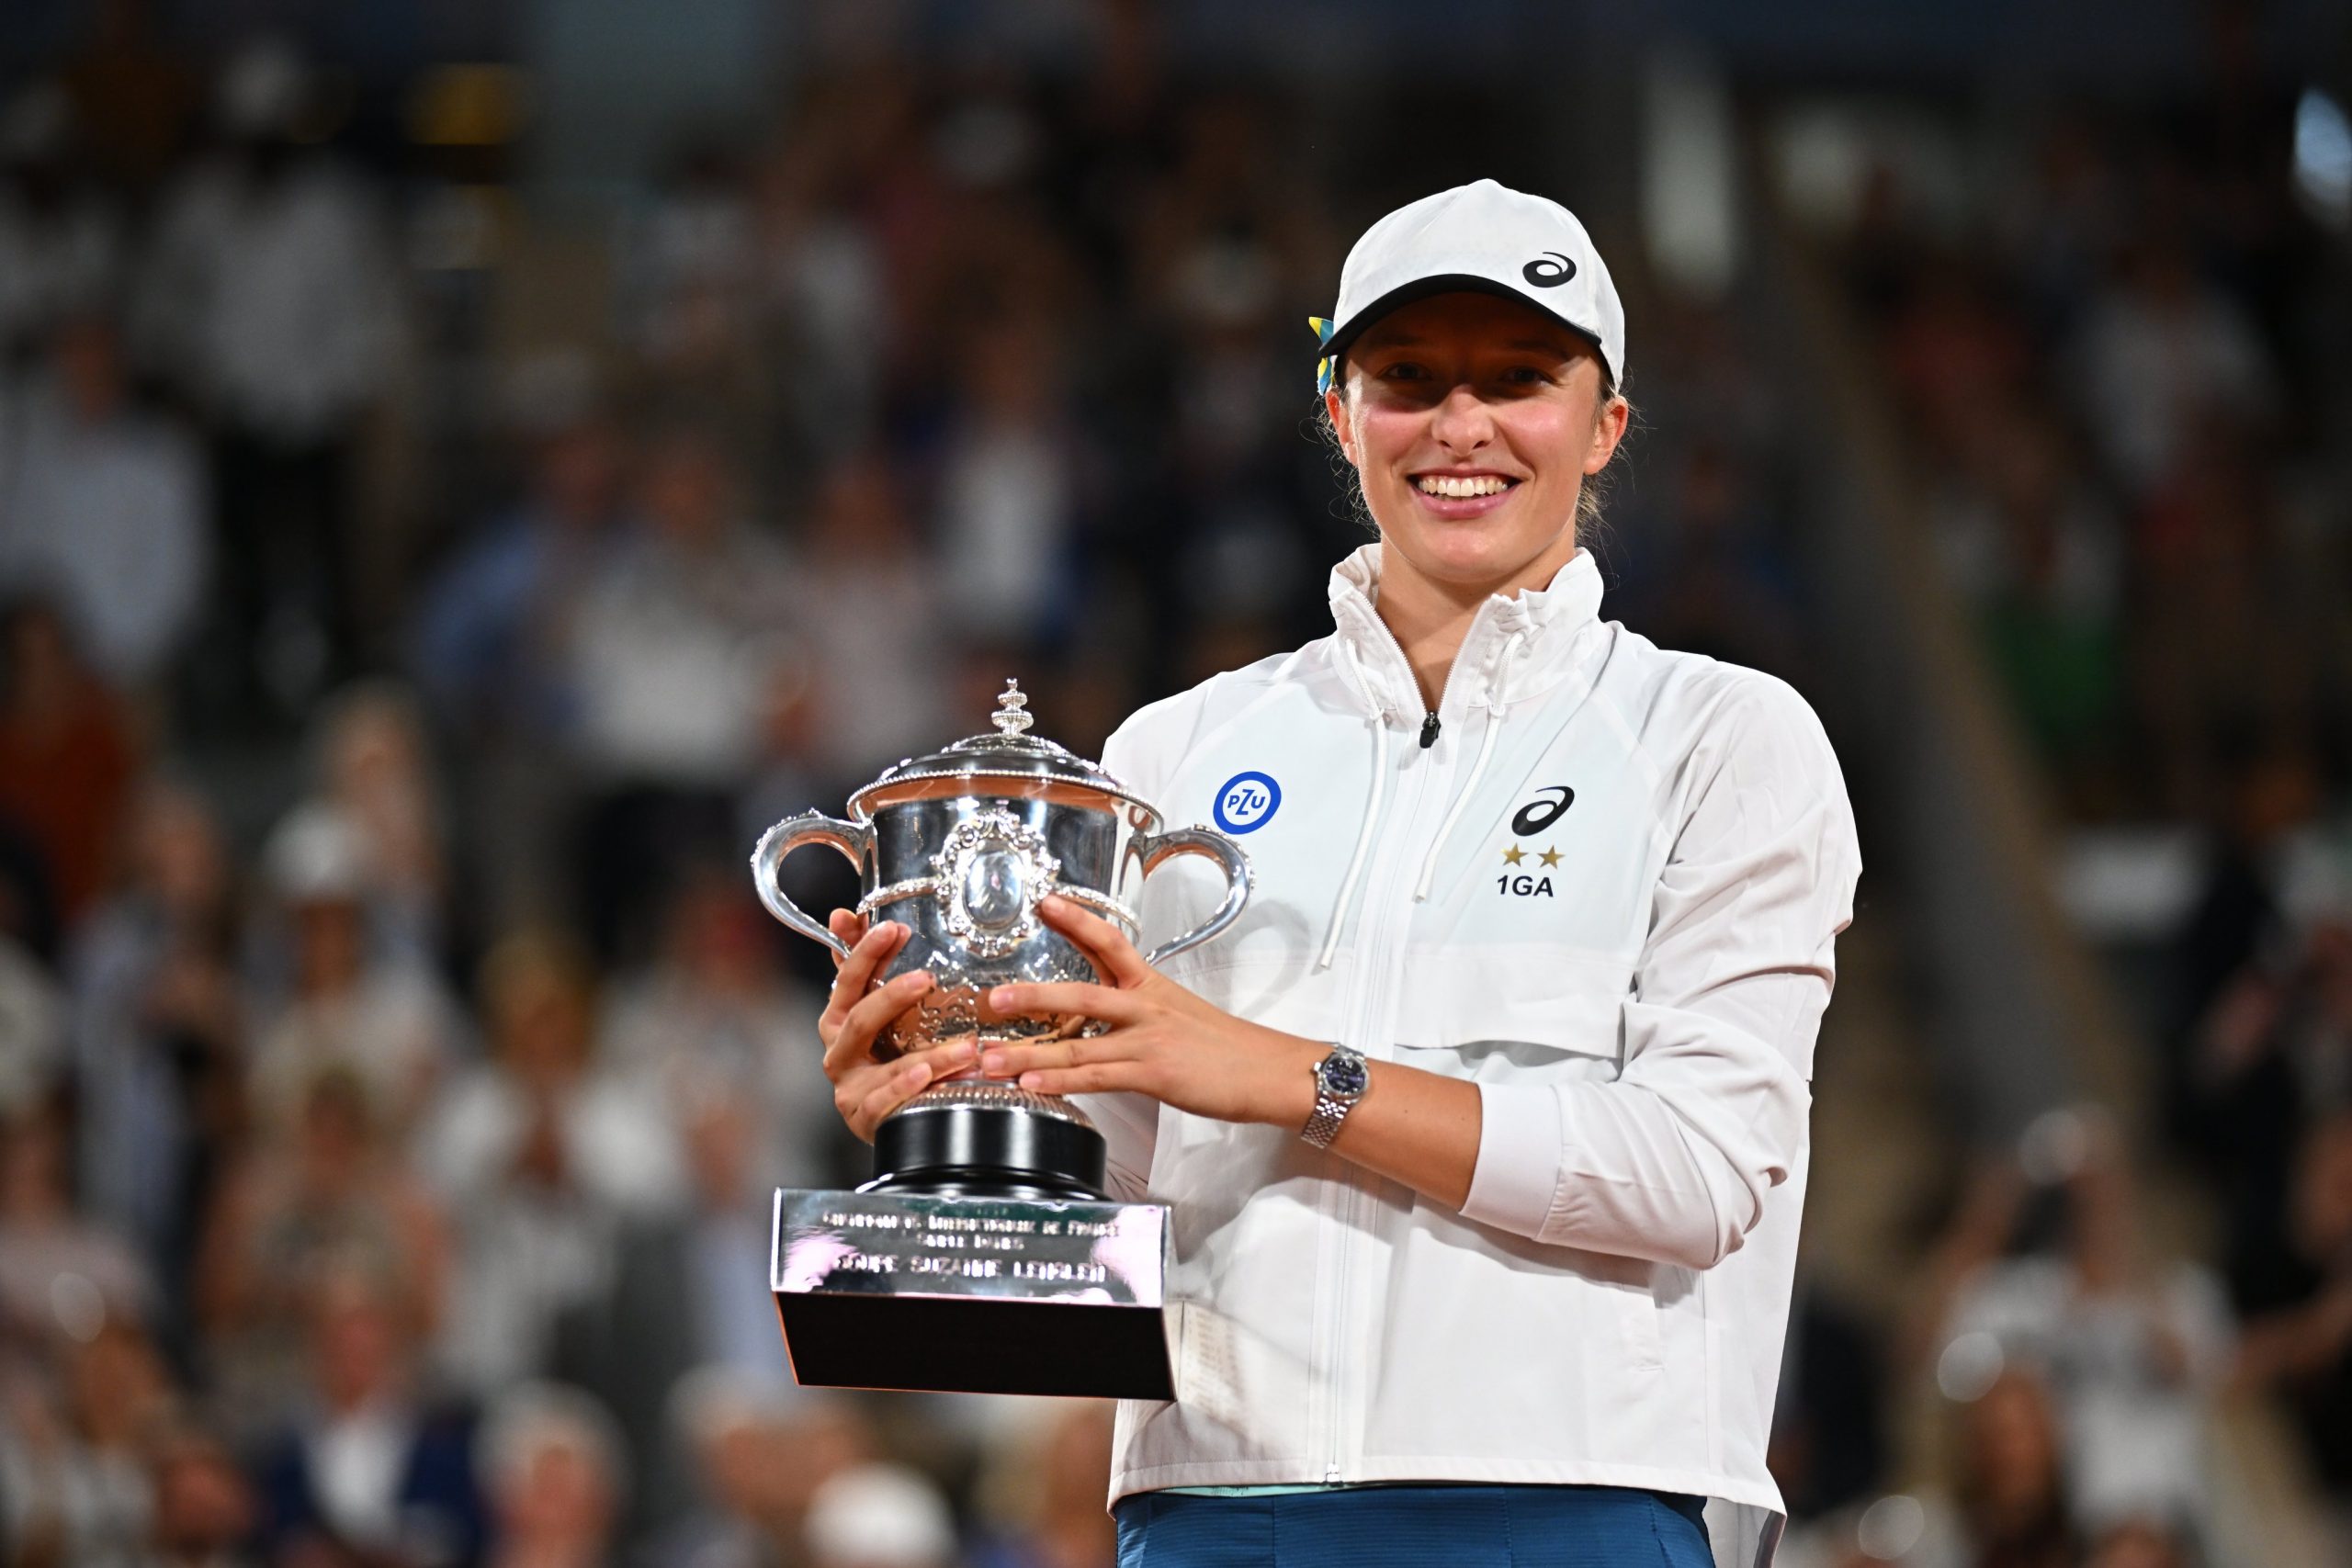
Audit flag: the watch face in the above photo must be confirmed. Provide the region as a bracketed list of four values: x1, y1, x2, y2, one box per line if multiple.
[1320, 1052, 1369, 1099]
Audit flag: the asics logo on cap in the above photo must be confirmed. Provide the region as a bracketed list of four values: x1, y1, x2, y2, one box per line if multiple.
[1521, 252, 1577, 288]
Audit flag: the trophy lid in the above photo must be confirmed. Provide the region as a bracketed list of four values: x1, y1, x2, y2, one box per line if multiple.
[848, 681, 1156, 822]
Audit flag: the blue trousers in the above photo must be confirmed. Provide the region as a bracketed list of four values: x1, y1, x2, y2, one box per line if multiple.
[1114, 1485, 1713, 1567]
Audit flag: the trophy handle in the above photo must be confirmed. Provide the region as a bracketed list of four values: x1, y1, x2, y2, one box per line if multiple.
[751, 812, 873, 961]
[1134, 826, 1254, 966]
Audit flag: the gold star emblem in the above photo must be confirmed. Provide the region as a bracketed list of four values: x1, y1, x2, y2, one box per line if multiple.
[1539, 846, 1562, 867]
[1501, 844, 1524, 866]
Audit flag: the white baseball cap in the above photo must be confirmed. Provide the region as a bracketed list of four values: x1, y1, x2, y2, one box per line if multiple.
[1313, 178, 1625, 396]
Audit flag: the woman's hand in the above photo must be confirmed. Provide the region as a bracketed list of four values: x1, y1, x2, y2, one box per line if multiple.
[816, 911, 974, 1142]
[978, 896, 1323, 1130]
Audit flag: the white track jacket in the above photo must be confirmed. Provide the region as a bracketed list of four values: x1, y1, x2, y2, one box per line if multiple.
[1076, 543, 1861, 1568]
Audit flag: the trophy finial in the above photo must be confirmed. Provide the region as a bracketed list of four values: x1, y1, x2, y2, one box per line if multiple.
[992, 679, 1034, 737]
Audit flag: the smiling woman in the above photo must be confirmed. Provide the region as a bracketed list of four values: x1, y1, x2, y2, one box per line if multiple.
[810, 178, 1860, 1568]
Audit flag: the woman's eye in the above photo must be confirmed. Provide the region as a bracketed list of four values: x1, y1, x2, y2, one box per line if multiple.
[1376, 361, 1430, 381]
[1500, 365, 1555, 387]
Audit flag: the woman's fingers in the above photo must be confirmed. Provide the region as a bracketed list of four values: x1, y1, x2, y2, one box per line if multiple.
[822, 968, 935, 1079]
[987, 979, 1146, 1026]
[978, 1034, 1139, 1082]
[820, 920, 908, 1034]
[1036, 896, 1153, 987]
[1005, 1061, 1149, 1099]
[849, 1051, 949, 1141]
[826, 908, 871, 969]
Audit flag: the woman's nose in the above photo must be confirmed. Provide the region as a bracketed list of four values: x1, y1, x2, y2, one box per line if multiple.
[1428, 383, 1495, 452]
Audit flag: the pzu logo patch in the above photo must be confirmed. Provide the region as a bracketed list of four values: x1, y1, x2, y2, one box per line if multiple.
[1213, 772, 1281, 834]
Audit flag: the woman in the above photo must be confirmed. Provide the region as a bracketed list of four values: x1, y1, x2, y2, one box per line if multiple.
[818, 180, 1860, 1568]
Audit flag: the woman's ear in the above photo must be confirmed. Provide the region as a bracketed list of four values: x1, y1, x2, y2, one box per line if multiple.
[1324, 385, 1358, 468]
[1584, 395, 1630, 476]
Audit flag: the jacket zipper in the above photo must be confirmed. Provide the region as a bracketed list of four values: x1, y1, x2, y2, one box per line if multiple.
[1318, 675, 1458, 1483]
[1319, 605, 1489, 1482]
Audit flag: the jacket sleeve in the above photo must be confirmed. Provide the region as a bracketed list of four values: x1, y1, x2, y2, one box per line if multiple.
[1457, 674, 1860, 1270]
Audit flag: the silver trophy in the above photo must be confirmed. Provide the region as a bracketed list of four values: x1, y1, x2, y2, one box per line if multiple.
[751, 680, 1252, 1201]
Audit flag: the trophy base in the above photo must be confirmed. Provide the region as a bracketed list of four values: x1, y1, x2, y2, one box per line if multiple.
[868, 1081, 1108, 1201]
[771, 1188, 1175, 1399]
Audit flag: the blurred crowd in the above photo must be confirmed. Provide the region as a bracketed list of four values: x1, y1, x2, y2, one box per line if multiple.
[1811, 26, 2352, 1568]
[0, 6, 2346, 1568]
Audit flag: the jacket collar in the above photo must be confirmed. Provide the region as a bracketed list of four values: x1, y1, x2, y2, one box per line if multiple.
[1326, 542, 1607, 720]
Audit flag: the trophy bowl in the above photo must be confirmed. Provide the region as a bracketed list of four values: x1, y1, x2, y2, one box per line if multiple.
[750, 681, 1251, 1201]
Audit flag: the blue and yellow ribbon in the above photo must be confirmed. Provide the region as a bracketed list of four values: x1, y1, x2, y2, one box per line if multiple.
[1309, 314, 1339, 394]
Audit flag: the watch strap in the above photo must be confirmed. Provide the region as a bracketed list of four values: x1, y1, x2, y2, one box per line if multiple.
[1301, 1045, 1368, 1150]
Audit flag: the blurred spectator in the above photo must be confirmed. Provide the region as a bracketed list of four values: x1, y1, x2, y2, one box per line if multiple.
[563, 427, 794, 960]
[133, 38, 400, 724]
[1767, 1282, 1890, 1529]
[0, 917, 64, 1117]
[0, 81, 120, 356]
[667, 1089, 793, 1382]
[411, 387, 626, 745]
[650, 1381, 870, 1568]
[968, 1403, 1115, 1568]
[195, 1068, 450, 1441]
[1635, 440, 1804, 682]
[70, 777, 243, 1284]
[0, 313, 209, 691]
[54, 0, 203, 194]
[0, 1318, 175, 1568]
[478, 1383, 627, 1568]
[2063, 235, 2278, 501]
[250, 1262, 485, 1568]
[933, 312, 1085, 648]
[748, 131, 889, 476]
[0, 599, 139, 925]
[1951, 1368, 2078, 1568]
[247, 804, 461, 1143]
[598, 868, 831, 1189]
[803, 1464, 956, 1568]
[145, 1427, 259, 1568]
[0, 1104, 154, 1371]
[2230, 1108, 2352, 1497]
[620, 146, 763, 420]
[411, 367, 628, 933]
[420, 931, 683, 1394]
[787, 454, 949, 788]
[312, 685, 451, 964]
[1919, 1117, 2232, 1540]
[1928, 412, 2123, 795]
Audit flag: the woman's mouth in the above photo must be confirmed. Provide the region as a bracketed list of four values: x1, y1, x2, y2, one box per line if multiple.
[1410, 471, 1521, 516]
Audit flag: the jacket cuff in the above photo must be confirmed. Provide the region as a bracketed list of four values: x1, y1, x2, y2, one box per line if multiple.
[1462, 1081, 1561, 1237]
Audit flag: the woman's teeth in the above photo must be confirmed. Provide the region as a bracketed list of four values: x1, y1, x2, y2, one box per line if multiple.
[1415, 474, 1514, 498]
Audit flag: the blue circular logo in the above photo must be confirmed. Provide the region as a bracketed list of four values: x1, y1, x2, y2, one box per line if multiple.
[1213, 772, 1282, 835]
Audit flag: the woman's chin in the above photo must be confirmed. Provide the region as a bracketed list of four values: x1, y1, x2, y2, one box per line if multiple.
[1384, 515, 1569, 592]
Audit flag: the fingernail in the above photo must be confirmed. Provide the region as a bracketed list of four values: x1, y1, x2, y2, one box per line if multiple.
[1018, 1072, 1043, 1090]
[989, 987, 1014, 1009]
[902, 1058, 931, 1084]
[946, 1042, 978, 1063]
[899, 970, 933, 990]
[981, 1050, 1006, 1074]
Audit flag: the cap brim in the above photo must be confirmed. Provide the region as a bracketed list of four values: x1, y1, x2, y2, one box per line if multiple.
[1317, 274, 1609, 384]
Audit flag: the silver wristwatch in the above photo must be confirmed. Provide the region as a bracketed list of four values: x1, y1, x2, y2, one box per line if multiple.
[1301, 1044, 1371, 1150]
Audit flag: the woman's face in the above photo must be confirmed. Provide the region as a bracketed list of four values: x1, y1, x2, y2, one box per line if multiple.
[1327, 291, 1625, 595]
